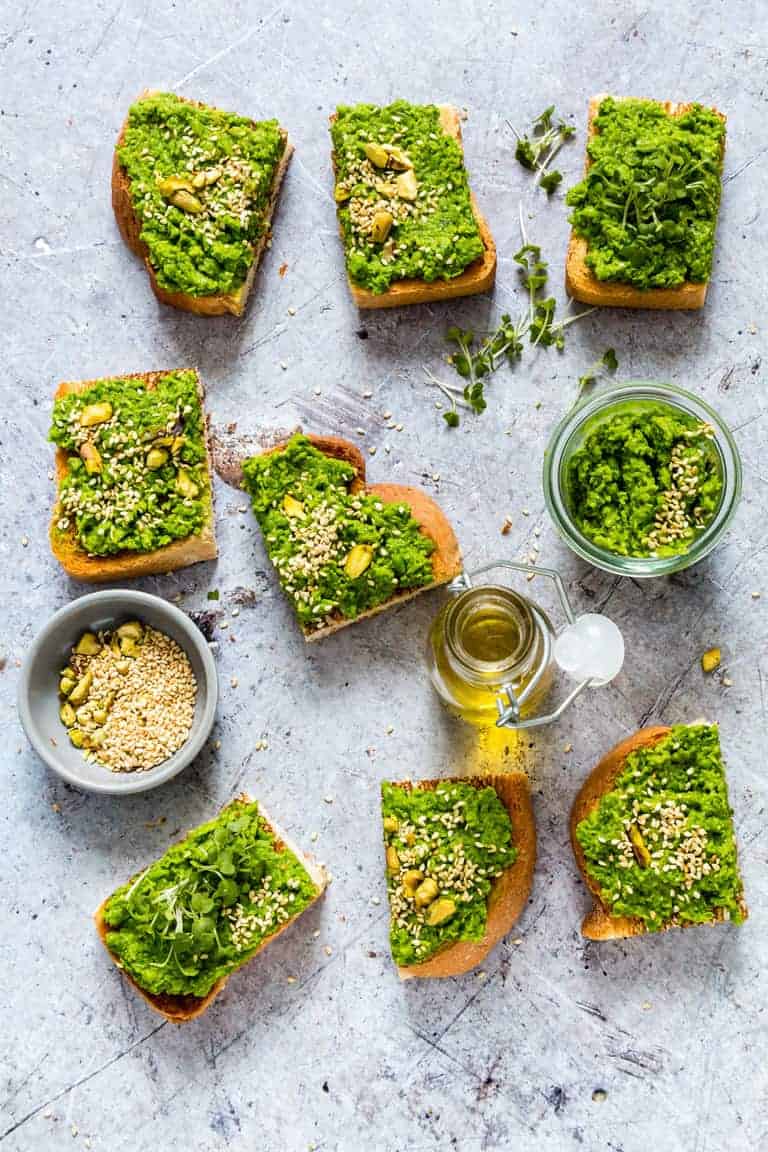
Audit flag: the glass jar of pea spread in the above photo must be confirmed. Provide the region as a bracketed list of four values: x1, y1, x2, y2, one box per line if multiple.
[543, 382, 742, 577]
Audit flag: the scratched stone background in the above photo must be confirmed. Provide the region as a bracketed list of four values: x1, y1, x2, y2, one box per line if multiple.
[1, 1, 767, 1149]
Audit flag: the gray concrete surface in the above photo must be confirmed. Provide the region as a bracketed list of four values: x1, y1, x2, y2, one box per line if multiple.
[1, 2, 767, 1149]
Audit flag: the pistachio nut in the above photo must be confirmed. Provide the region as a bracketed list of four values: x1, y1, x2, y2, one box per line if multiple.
[170, 189, 204, 214]
[92, 708, 108, 726]
[371, 210, 393, 243]
[375, 181, 397, 199]
[386, 845, 401, 874]
[116, 621, 144, 641]
[192, 172, 207, 189]
[383, 815, 399, 834]
[157, 175, 195, 197]
[68, 668, 93, 707]
[119, 637, 141, 658]
[414, 877, 439, 908]
[69, 729, 86, 748]
[384, 145, 412, 171]
[80, 442, 103, 475]
[74, 631, 102, 657]
[175, 468, 200, 498]
[426, 897, 457, 927]
[282, 494, 306, 519]
[59, 676, 76, 697]
[79, 401, 113, 427]
[59, 702, 76, 728]
[146, 447, 170, 470]
[334, 184, 352, 203]
[628, 823, 651, 869]
[344, 544, 374, 579]
[395, 169, 418, 201]
[202, 166, 222, 186]
[402, 869, 424, 893]
[364, 142, 389, 168]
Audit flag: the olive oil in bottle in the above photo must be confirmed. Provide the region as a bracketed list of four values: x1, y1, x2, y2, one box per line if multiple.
[427, 586, 555, 727]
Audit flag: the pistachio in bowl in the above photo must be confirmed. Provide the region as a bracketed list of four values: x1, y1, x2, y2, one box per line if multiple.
[19, 590, 218, 795]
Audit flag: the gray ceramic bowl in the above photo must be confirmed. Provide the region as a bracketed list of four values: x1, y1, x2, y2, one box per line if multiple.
[18, 590, 218, 795]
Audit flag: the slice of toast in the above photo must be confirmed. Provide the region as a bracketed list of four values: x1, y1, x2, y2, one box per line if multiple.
[565, 96, 726, 310]
[112, 91, 293, 317]
[385, 774, 536, 979]
[254, 434, 462, 641]
[570, 726, 748, 940]
[330, 105, 496, 310]
[95, 794, 328, 1023]
[50, 369, 217, 582]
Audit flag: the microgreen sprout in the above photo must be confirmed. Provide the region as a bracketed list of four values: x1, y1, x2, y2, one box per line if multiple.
[426, 204, 594, 426]
[575, 348, 619, 404]
[507, 105, 575, 194]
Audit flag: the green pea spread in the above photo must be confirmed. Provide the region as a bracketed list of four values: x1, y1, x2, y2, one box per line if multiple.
[382, 781, 517, 967]
[566, 97, 725, 289]
[242, 434, 435, 631]
[331, 101, 485, 294]
[118, 92, 285, 297]
[565, 402, 723, 557]
[576, 725, 745, 931]
[103, 800, 319, 998]
[50, 370, 210, 557]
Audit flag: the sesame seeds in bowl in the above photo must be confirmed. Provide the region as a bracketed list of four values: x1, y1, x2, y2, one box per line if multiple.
[18, 590, 217, 795]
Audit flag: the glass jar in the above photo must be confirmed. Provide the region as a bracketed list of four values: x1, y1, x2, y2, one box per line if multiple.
[542, 381, 742, 578]
[427, 584, 555, 727]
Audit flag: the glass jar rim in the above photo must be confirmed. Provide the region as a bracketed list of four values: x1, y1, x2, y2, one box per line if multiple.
[443, 586, 540, 684]
[542, 380, 743, 578]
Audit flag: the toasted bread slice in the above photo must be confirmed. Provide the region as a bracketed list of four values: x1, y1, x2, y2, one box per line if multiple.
[113, 91, 293, 317]
[571, 726, 748, 940]
[95, 794, 328, 1023]
[565, 96, 726, 310]
[385, 774, 535, 979]
[330, 105, 496, 309]
[50, 369, 217, 582]
[255, 434, 462, 641]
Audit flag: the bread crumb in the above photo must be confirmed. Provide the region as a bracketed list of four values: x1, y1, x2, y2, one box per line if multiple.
[230, 677, 239, 688]
[231, 607, 240, 617]
[751, 591, 761, 599]
[71, 1125, 78, 1137]
[21, 535, 29, 547]
[512, 937, 522, 946]
[371, 896, 381, 906]
[521, 509, 530, 517]
[641, 1000, 653, 1011]
[287, 306, 297, 316]
[501, 518, 512, 535]
[286, 975, 296, 984]
[592, 1089, 607, 1103]
[563, 743, 573, 754]
[722, 676, 733, 687]
[323, 795, 334, 804]
[52, 802, 61, 813]
[324, 945, 333, 956]
[386, 725, 394, 735]
[310, 831, 319, 842]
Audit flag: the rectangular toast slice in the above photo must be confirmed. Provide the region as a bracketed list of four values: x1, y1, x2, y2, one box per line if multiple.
[330, 103, 495, 309]
[113, 91, 293, 317]
[566, 95, 726, 310]
[49, 368, 217, 582]
[96, 795, 327, 1022]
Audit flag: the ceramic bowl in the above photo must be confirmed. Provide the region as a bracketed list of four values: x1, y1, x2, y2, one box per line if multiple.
[18, 590, 218, 794]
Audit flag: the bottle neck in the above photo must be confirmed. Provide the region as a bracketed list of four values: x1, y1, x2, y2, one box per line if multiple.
[442, 586, 545, 688]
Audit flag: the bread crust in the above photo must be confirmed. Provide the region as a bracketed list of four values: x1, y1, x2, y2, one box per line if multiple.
[256, 434, 463, 641]
[330, 104, 496, 309]
[94, 794, 328, 1023]
[385, 773, 535, 979]
[565, 95, 726, 310]
[112, 91, 293, 317]
[49, 369, 217, 582]
[570, 726, 748, 940]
